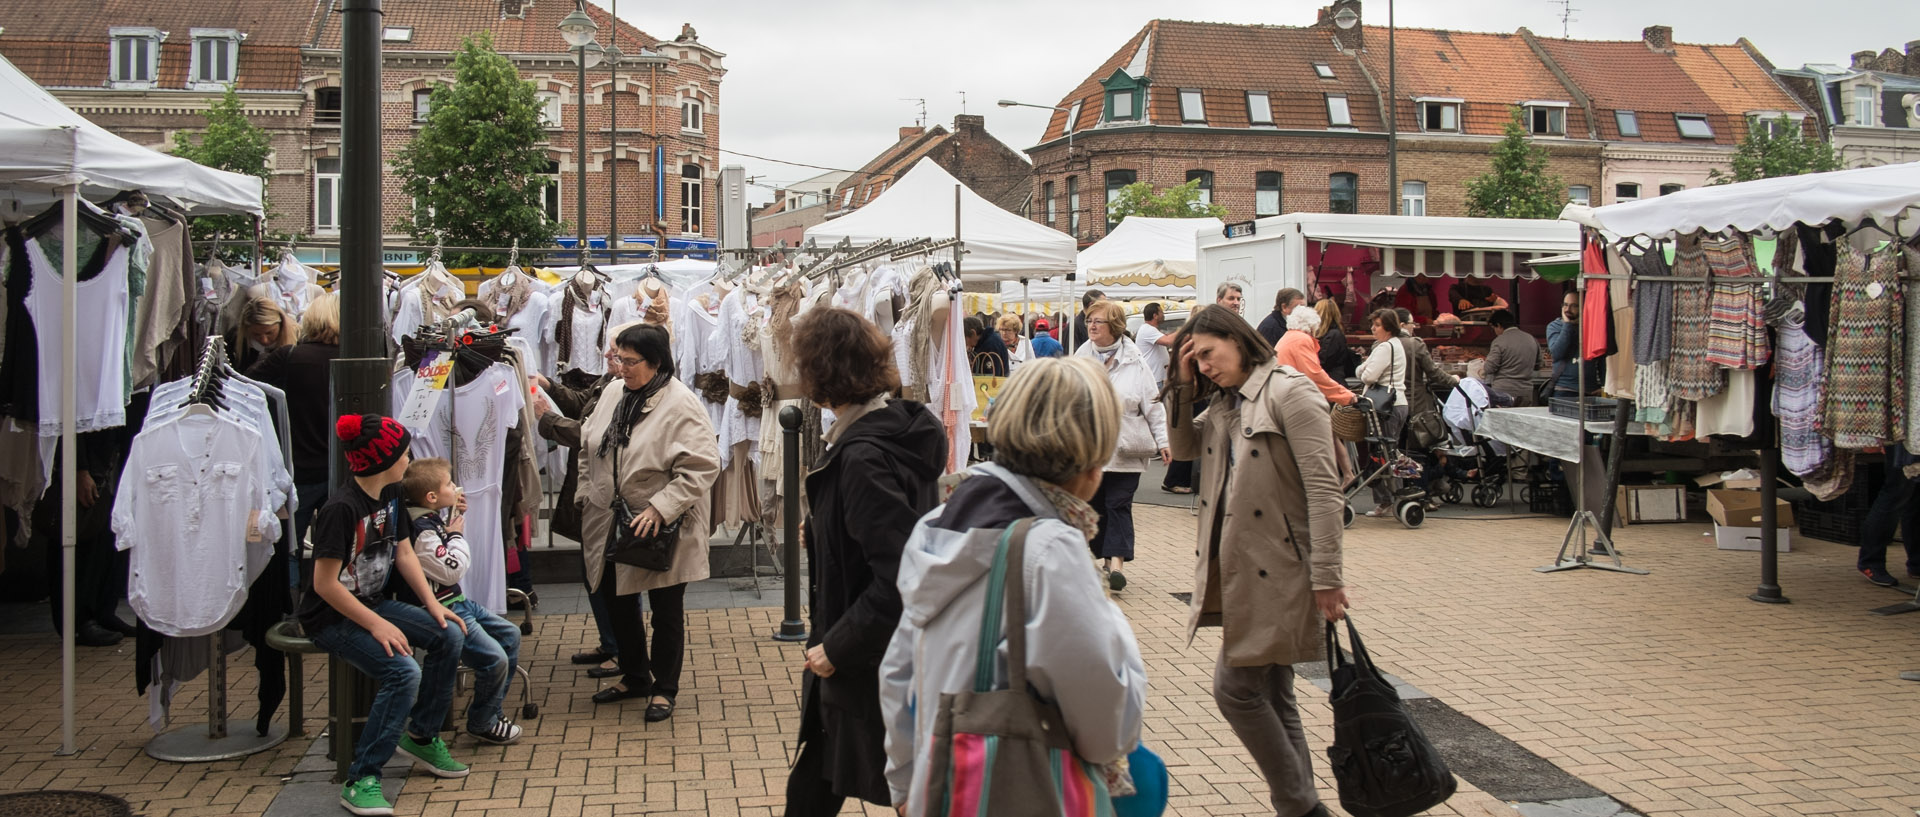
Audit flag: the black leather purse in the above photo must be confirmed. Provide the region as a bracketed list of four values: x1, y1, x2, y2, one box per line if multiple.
[605, 444, 681, 572]
[1325, 616, 1457, 817]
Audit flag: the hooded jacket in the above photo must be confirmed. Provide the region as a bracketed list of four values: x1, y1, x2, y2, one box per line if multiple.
[880, 463, 1148, 815]
[1074, 337, 1170, 473]
[798, 398, 947, 804]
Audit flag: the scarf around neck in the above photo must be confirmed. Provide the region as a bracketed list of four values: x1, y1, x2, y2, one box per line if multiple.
[597, 370, 672, 459]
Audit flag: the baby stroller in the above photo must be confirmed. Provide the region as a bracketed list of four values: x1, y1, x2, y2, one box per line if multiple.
[1340, 395, 1429, 529]
[1436, 378, 1510, 508]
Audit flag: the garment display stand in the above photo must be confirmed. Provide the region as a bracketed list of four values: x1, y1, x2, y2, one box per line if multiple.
[1537, 248, 1647, 576]
[144, 635, 288, 762]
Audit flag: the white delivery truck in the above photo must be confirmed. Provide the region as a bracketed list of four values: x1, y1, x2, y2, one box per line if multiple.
[1194, 213, 1580, 320]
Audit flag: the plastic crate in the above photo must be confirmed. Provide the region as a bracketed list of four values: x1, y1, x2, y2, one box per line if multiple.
[1527, 479, 1574, 517]
[1796, 508, 1863, 545]
[1792, 461, 1877, 545]
[1549, 396, 1619, 422]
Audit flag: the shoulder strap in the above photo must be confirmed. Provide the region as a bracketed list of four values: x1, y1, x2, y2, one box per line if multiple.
[972, 518, 1035, 694]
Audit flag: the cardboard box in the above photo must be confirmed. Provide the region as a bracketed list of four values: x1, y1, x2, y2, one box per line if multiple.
[1615, 485, 1687, 526]
[1715, 524, 1793, 552]
[1706, 489, 1794, 528]
[1695, 469, 1763, 490]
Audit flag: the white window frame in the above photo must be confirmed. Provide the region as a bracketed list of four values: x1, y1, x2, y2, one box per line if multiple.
[681, 98, 704, 133]
[1313, 63, 1335, 79]
[1525, 101, 1568, 136]
[680, 164, 704, 234]
[1659, 183, 1685, 196]
[1064, 100, 1083, 134]
[541, 161, 562, 223]
[1255, 171, 1282, 216]
[841, 188, 854, 208]
[313, 157, 341, 234]
[1853, 83, 1878, 126]
[1179, 88, 1206, 124]
[1326, 93, 1352, 128]
[1417, 98, 1461, 133]
[1247, 92, 1273, 126]
[382, 26, 414, 43]
[1567, 185, 1591, 206]
[1108, 89, 1135, 121]
[1614, 182, 1641, 203]
[1186, 170, 1214, 205]
[1401, 181, 1427, 217]
[1042, 180, 1056, 226]
[413, 88, 434, 123]
[1066, 176, 1081, 236]
[1615, 110, 1640, 137]
[188, 29, 241, 90]
[109, 27, 163, 88]
[537, 92, 562, 128]
[1675, 114, 1714, 139]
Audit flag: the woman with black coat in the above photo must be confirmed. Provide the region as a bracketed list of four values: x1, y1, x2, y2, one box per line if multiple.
[783, 308, 947, 816]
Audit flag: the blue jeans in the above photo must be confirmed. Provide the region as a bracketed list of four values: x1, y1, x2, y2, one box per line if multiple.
[448, 598, 520, 731]
[310, 600, 464, 781]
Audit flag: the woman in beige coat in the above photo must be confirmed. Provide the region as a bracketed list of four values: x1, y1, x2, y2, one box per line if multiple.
[1165, 305, 1348, 817]
[578, 324, 720, 719]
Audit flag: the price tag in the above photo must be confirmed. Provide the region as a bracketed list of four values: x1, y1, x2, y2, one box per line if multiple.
[199, 276, 218, 301]
[399, 352, 452, 433]
[1867, 282, 1885, 299]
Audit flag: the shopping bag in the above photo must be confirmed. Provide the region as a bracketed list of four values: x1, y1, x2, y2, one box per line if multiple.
[1325, 616, 1457, 817]
[972, 373, 1005, 423]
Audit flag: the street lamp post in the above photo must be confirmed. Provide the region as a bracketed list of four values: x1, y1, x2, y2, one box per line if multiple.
[558, 5, 600, 267]
[1334, 3, 1394, 215]
[998, 98, 1078, 350]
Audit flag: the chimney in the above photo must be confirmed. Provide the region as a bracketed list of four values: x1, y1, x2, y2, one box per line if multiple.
[1320, 0, 1365, 52]
[1853, 50, 1878, 70]
[1908, 40, 1920, 75]
[1642, 25, 1674, 54]
[953, 114, 986, 132]
[898, 125, 925, 140]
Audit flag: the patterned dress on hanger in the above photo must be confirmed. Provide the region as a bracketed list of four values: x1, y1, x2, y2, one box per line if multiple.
[1819, 243, 1905, 449]
[1702, 236, 1768, 370]
[1667, 233, 1724, 401]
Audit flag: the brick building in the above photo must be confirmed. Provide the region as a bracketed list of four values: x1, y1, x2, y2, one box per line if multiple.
[0, 0, 721, 248]
[1026, 19, 1390, 245]
[1024, 1, 1811, 227]
[1775, 43, 1920, 169]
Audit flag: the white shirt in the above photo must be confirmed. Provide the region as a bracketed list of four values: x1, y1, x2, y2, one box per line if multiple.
[1135, 322, 1169, 386]
[148, 375, 294, 515]
[23, 237, 130, 435]
[401, 362, 524, 612]
[114, 412, 277, 637]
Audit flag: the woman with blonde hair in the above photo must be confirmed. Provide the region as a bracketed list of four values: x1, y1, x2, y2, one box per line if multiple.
[225, 296, 297, 372]
[881, 356, 1148, 817]
[246, 292, 342, 553]
[1313, 297, 1355, 383]
[996, 313, 1034, 372]
[1074, 299, 1168, 591]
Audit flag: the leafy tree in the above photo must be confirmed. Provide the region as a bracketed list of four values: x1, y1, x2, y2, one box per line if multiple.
[392, 32, 556, 266]
[1465, 108, 1565, 219]
[1106, 179, 1229, 225]
[1708, 116, 1841, 184]
[170, 85, 273, 246]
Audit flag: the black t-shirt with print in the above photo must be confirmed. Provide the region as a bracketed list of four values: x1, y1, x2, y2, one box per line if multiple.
[296, 482, 409, 635]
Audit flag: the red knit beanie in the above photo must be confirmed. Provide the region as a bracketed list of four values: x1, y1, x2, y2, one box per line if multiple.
[335, 414, 412, 476]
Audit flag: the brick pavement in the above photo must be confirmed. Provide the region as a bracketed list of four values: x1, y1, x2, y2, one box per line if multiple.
[1, 506, 1916, 816]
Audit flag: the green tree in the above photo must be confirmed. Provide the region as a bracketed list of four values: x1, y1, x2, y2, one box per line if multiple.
[171, 85, 272, 245]
[1708, 116, 1841, 185]
[1465, 108, 1565, 219]
[1105, 179, 1229, 225]
[392, 32, 556, 266]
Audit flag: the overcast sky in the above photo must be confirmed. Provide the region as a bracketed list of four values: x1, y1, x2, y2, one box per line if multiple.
[607, 0, 1920, 205]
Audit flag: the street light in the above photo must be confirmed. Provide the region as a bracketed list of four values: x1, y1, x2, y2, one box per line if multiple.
[560, 4, 600, 266]
[1333, 2, 1395, 215]
[999, 97, 1081, 350]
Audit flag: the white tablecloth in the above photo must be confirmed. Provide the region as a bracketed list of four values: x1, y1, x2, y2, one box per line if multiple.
[1479, 407, 1618, 463]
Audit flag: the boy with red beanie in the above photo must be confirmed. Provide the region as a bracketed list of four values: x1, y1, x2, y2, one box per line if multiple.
[295, 414, 470, 816]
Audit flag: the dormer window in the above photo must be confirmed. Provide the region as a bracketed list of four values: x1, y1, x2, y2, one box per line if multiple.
[110, 27, 163, 88]
[1525, 102, 1567, 136]
[1100, 69, 1146, 123]
[189, 29, 242, 89]
[1246, 92, 1273, 126]
[1853, 84, 1879, 126]
[1747, 112, 1798, 138]
[1313, 63, 1335, 79]
[1417, 98, 1461, 132]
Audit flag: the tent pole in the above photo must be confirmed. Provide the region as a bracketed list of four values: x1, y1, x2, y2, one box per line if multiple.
[953, 184, 962, 280]
[58, 184, 77, 757]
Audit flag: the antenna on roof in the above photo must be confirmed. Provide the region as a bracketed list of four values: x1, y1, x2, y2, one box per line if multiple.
[1548, 0, 1580, 38]
[957, 91, 968, 115]
[899, 98, 927, 128]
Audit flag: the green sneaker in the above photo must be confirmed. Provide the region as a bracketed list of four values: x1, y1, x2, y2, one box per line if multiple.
[339, 776, 393, 816]
[397, 733, 469, 778]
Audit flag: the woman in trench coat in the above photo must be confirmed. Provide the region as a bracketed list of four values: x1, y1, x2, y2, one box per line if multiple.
[1165, 305, 1349, 817]
[578, 324, 720, 719]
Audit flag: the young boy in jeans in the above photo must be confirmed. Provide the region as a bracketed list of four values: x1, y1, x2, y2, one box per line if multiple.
[399, 457, 523, 745]
[296, 415, 470, 817]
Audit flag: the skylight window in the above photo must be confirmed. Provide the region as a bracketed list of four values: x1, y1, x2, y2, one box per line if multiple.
[1675, 114, 1714, 139]
[1326, 94, 1352, 127]
[1616, 110, 1640, 137]
[1313, 63, 1335, 79]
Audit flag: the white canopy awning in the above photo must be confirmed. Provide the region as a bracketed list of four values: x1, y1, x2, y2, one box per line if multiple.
[804, 158, 1075, 283]
[0, 54, 264, 217]
[1304, 215, 1578, 256]
[1569, 161, 1920, 238]
[1079, 215, 1220, 287]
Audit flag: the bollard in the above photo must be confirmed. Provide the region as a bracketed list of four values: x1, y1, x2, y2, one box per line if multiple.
[775, 407, 809, 642]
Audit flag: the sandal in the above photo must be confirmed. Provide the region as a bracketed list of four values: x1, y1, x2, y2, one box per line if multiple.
[1165, 486, 1195, 495]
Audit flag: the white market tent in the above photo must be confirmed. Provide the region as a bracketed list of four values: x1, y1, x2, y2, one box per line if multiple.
[804, 158, 1075, 283]
[1564, 161, 1920, 238]
[1080, 215, 1219, 288]
[0, 54, 264, 756]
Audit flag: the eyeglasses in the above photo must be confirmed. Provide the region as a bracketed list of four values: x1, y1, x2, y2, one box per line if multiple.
[613, 355, 643, 367]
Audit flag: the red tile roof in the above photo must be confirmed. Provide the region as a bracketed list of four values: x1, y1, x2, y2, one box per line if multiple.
[1533, 37, 1724, 142]
[1670, 43, 1807, 117]
[308, 0, 660, 54]
[1352, 27, 1585, 138]
[1040, 20, 1382, 142]
[0, 0, 321, 46]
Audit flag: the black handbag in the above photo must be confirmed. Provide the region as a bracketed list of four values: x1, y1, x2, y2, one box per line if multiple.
[1325, 617, 1457, 817]
[604, 444, 682, 572]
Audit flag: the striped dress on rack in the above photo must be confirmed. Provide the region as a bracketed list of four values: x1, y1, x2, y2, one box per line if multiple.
[1668, 233, 1725, 401]
[1819, 244, 1906, 449]
[1907, 245, 1920, 447]
[1702, 236, 1769, 369]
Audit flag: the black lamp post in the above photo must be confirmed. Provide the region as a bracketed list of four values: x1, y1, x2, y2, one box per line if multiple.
[558, 5, 601, 267]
